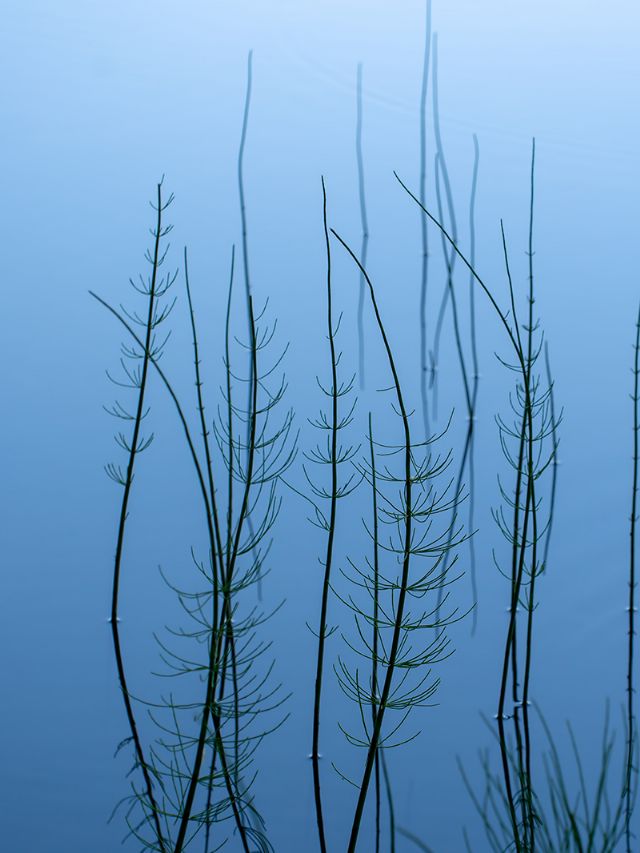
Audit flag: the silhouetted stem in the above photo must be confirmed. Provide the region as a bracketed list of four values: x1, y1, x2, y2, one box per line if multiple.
[520, 138, 539, 851]
[331, 230, 413, 853]
[310, 178, 339, 853]
[107, 181, 168, 853]
[625, 301, 640, 851]
[90, 291, 251, 853]
[368, 413, 381, 853]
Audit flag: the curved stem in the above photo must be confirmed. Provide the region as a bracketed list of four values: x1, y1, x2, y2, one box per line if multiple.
[91, 290, 251, 853]
[331, 230, 413, 853]
[310, 177, 339, 853]
[108, 181, 168, 853]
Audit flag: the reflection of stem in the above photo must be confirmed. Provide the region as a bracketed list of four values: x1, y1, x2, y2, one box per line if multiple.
[432, 146, 472, 629]
[237, 49, 262, 603]
[381, 751, 396, 853]
[356, 62, 369, 391]
[467, 135, 480, 634]
[431, 33, 458, 423]
[419, 0, 433, 440]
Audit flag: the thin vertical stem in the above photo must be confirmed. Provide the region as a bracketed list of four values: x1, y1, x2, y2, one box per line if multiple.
[330, 231, 413, 853]
[368, 413, 382, 853]
[521, 138, 539, 852]
[108, 182, 168, 853]
[311, 177, 339, 853]
[625, 301, 640, 851]
[204, 246, 237, 852]
[91, 292, 250, 852]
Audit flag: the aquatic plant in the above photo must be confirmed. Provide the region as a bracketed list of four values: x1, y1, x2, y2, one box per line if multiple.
[300, 178, 359, 853]
[88, 16, 640, 852]
[332, 228, 465, 853]
[396, 137, 559, 851]
[101, 180, 177, 853]
[94, 185, 295, 850]
[460, 704, 629, 852]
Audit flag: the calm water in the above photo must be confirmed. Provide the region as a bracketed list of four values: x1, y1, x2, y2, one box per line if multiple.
[3, 2, 640, 850]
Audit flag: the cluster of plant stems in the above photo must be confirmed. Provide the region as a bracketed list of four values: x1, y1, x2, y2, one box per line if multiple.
[94, 4, 640, 850]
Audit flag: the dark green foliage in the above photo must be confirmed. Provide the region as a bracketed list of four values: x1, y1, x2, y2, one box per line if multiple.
[92, 37, 639, 853]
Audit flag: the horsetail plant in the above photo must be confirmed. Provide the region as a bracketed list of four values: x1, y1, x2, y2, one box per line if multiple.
[93, 187, 295, 852]
[459, 703, 628, 852]
[367, 412, 397, 853]
[331, 228, 465, 853]
[101, 180, 176, 853]
[396, 139, 560, 852]
[292, 178, 359, 853]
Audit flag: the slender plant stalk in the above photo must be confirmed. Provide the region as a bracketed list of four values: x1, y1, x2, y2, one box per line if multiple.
[310, 177, 340, 853]
[495, 223, 533, 852]
[367, 415, 396, 853]
[368, 413, 382, 853]
[107, 181, 169, 853]
[542, 343, 558, 575]
[331, 230, 415, 853]
[204, 246, 236, 852]
[394, 165, 549, 852]
[182, 248, 253, 852]
[185, 246, 248, 851]
[91, 290, 253, 853]
[626, 301, 640, 851]
[519, 138, 539, 851]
